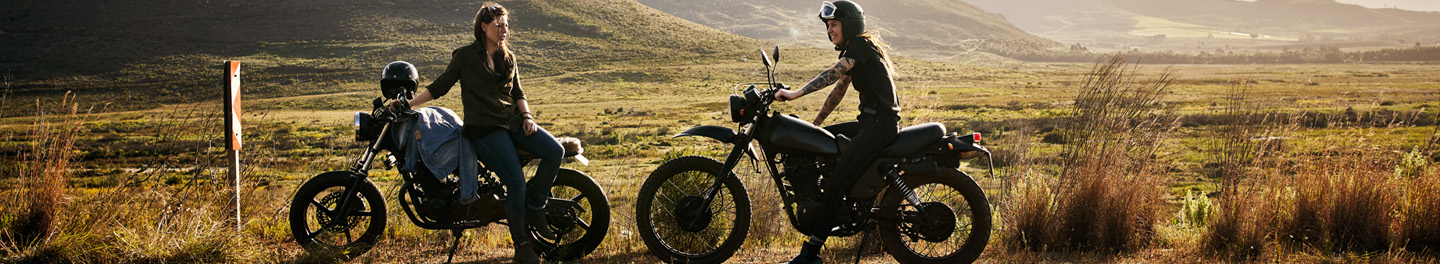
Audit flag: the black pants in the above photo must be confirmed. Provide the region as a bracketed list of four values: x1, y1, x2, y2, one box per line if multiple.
[808, 113, 898, 236]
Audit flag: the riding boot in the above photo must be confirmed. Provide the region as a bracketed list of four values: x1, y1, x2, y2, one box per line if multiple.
[527, 206, 558, 240]
[512, 241, 542, 264]
[783, 239, 825, 264]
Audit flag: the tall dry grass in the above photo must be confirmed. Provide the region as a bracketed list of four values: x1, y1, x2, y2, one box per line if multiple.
[2, 93, 85, 254]
[1398, 124, 1440, 254]
[1201, 97, 1440, 259]
[1002, 55, 1175, 253]
[0, 95, 279, 262]
[1200, 83, 1298, 259]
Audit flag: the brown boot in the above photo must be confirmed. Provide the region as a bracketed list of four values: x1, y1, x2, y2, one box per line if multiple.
[512, 241, 542, 264]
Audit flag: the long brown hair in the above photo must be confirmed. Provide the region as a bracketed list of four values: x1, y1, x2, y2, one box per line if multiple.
[474, 2, 514, 74]
[854, 31, 896, 75]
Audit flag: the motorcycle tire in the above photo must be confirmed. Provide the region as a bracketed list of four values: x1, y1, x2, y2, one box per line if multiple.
[533, 168, 611, 261]
[289, 171, 388, 259]
[876, 168, 992, 264]
[635, 155, 751, 264]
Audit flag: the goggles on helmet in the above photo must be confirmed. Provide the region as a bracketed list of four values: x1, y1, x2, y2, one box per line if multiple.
[819, 1, 837, 20]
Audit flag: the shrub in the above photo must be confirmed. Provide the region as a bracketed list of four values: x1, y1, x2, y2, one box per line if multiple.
[1177, 190, 1214, 227]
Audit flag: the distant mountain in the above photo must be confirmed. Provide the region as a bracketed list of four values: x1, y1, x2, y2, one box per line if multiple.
[961, 0, 1440, 52]
[636, 0, 1061, 60]
[0, 0, 762, 115]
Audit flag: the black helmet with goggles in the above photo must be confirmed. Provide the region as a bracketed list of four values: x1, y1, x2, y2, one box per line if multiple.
[818, 1, 864, 51]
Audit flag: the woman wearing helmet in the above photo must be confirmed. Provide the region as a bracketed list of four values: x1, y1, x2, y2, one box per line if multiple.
[774, 1, 899, 263]
[392, 2, 559, 263]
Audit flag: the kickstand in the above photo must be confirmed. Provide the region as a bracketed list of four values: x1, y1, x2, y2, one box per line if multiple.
[854, 226, 872, 264]
[446, 229, 464, 263]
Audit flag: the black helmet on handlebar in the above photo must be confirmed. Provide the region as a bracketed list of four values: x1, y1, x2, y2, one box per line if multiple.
[818, 1, 864, 51]
[380, 61, 419, 100]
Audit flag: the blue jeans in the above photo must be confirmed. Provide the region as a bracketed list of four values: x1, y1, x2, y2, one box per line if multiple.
[469, 126, 564, 245]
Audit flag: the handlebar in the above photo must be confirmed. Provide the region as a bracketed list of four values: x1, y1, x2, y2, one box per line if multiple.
[734, 82, 788, 106]
[370, 97, 418, 122]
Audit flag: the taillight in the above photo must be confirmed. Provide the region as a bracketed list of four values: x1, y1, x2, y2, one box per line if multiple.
[972, 133, 982, 143]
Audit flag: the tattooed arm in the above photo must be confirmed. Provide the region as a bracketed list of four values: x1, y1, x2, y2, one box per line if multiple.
[776, 58, 856, 101]
[812, 76, 849, 126]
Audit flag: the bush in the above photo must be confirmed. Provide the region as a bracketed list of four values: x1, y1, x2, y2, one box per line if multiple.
[1177, 190, 1214, 227]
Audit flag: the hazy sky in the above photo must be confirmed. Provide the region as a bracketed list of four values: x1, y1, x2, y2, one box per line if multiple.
[1332, 0, 1440, 12]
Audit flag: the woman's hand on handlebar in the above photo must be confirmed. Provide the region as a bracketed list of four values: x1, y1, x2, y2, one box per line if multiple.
[387, 99, 409, 110]
[774, 88, 801, 102]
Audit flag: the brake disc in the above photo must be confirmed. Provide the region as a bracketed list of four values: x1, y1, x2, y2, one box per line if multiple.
[316, 191, 367, 233]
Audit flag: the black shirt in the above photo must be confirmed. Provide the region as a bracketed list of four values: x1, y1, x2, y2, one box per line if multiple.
[841, 39, 900, 119]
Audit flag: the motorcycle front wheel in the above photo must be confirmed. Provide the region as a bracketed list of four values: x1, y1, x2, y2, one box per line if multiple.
[635, 155, 751, 264]
[876, 168, 992, 264]
[289, 171, 387, 259]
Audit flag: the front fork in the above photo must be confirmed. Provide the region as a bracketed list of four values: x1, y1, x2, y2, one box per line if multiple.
[328, 122, 393, 227]
[698, 129, 760, 209]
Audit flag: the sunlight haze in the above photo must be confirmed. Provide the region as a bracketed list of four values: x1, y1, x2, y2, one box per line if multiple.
[1332, 0, 1440, 11]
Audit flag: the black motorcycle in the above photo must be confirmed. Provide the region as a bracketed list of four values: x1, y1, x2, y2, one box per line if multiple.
[634, 47, 993, 263]
[288, 98, 610, 262]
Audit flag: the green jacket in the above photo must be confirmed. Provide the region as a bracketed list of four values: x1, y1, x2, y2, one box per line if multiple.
[425, 44, 526, 138]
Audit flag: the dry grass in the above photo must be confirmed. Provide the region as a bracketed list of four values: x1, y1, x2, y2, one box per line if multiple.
[1196, 101, 1440, 260]
[1002, 55, 1175, 253]
[2, 93, 86, 254]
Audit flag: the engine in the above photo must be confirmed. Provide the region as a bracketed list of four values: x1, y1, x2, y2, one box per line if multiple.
[783, 155, 826, 227]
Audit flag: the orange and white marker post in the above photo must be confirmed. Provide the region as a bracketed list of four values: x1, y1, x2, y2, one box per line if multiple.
[223, 61, 242, 230]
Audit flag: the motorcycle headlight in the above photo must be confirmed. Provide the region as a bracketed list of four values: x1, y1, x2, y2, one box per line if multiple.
[729, 94, 749, 123]
[354, 111, 376, 142]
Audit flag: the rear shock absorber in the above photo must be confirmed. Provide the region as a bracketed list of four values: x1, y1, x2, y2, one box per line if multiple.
[885, 165, 925, 213]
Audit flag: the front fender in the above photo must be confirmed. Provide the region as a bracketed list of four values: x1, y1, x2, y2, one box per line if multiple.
[673, 125, 735, 143]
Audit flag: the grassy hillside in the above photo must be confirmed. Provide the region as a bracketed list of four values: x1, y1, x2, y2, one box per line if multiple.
[0, 0, 762, 117]
[636, 0, 1061, 60]
[962, 0, 1440, 52]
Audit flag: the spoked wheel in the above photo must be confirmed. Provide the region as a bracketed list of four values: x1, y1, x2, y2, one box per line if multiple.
[636, 155, 751, 264]
[533, 168, 610, 261]
[289, 171, 387, 259]
[877, 168, 991, 264]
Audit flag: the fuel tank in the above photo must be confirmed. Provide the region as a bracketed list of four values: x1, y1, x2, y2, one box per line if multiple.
[757, 113, 839, 155]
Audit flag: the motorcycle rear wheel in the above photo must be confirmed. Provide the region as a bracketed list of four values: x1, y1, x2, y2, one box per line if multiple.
[635, 155, 751, 264]
[532, 168, 611, 261]
[289, 171, 387, 259]
[876, 168, 991, 264]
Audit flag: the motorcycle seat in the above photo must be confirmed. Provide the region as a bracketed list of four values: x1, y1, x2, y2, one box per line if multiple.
[879, 122, 946, 156]
[516, 137, 585, 159]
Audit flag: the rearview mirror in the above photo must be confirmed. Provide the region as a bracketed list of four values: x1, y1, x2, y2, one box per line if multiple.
[759, 48, 773, 69]
[772, 46, 781, 63]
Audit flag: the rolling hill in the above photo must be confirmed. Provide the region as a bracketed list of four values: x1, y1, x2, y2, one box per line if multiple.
[635, 0, 1061, 61]
[0, 0, 763, 116]
[960, 0, 1440, 52]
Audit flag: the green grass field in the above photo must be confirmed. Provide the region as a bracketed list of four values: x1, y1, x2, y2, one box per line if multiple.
[3, 56, 1438, 262]
[2, 0, 1439, 262]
